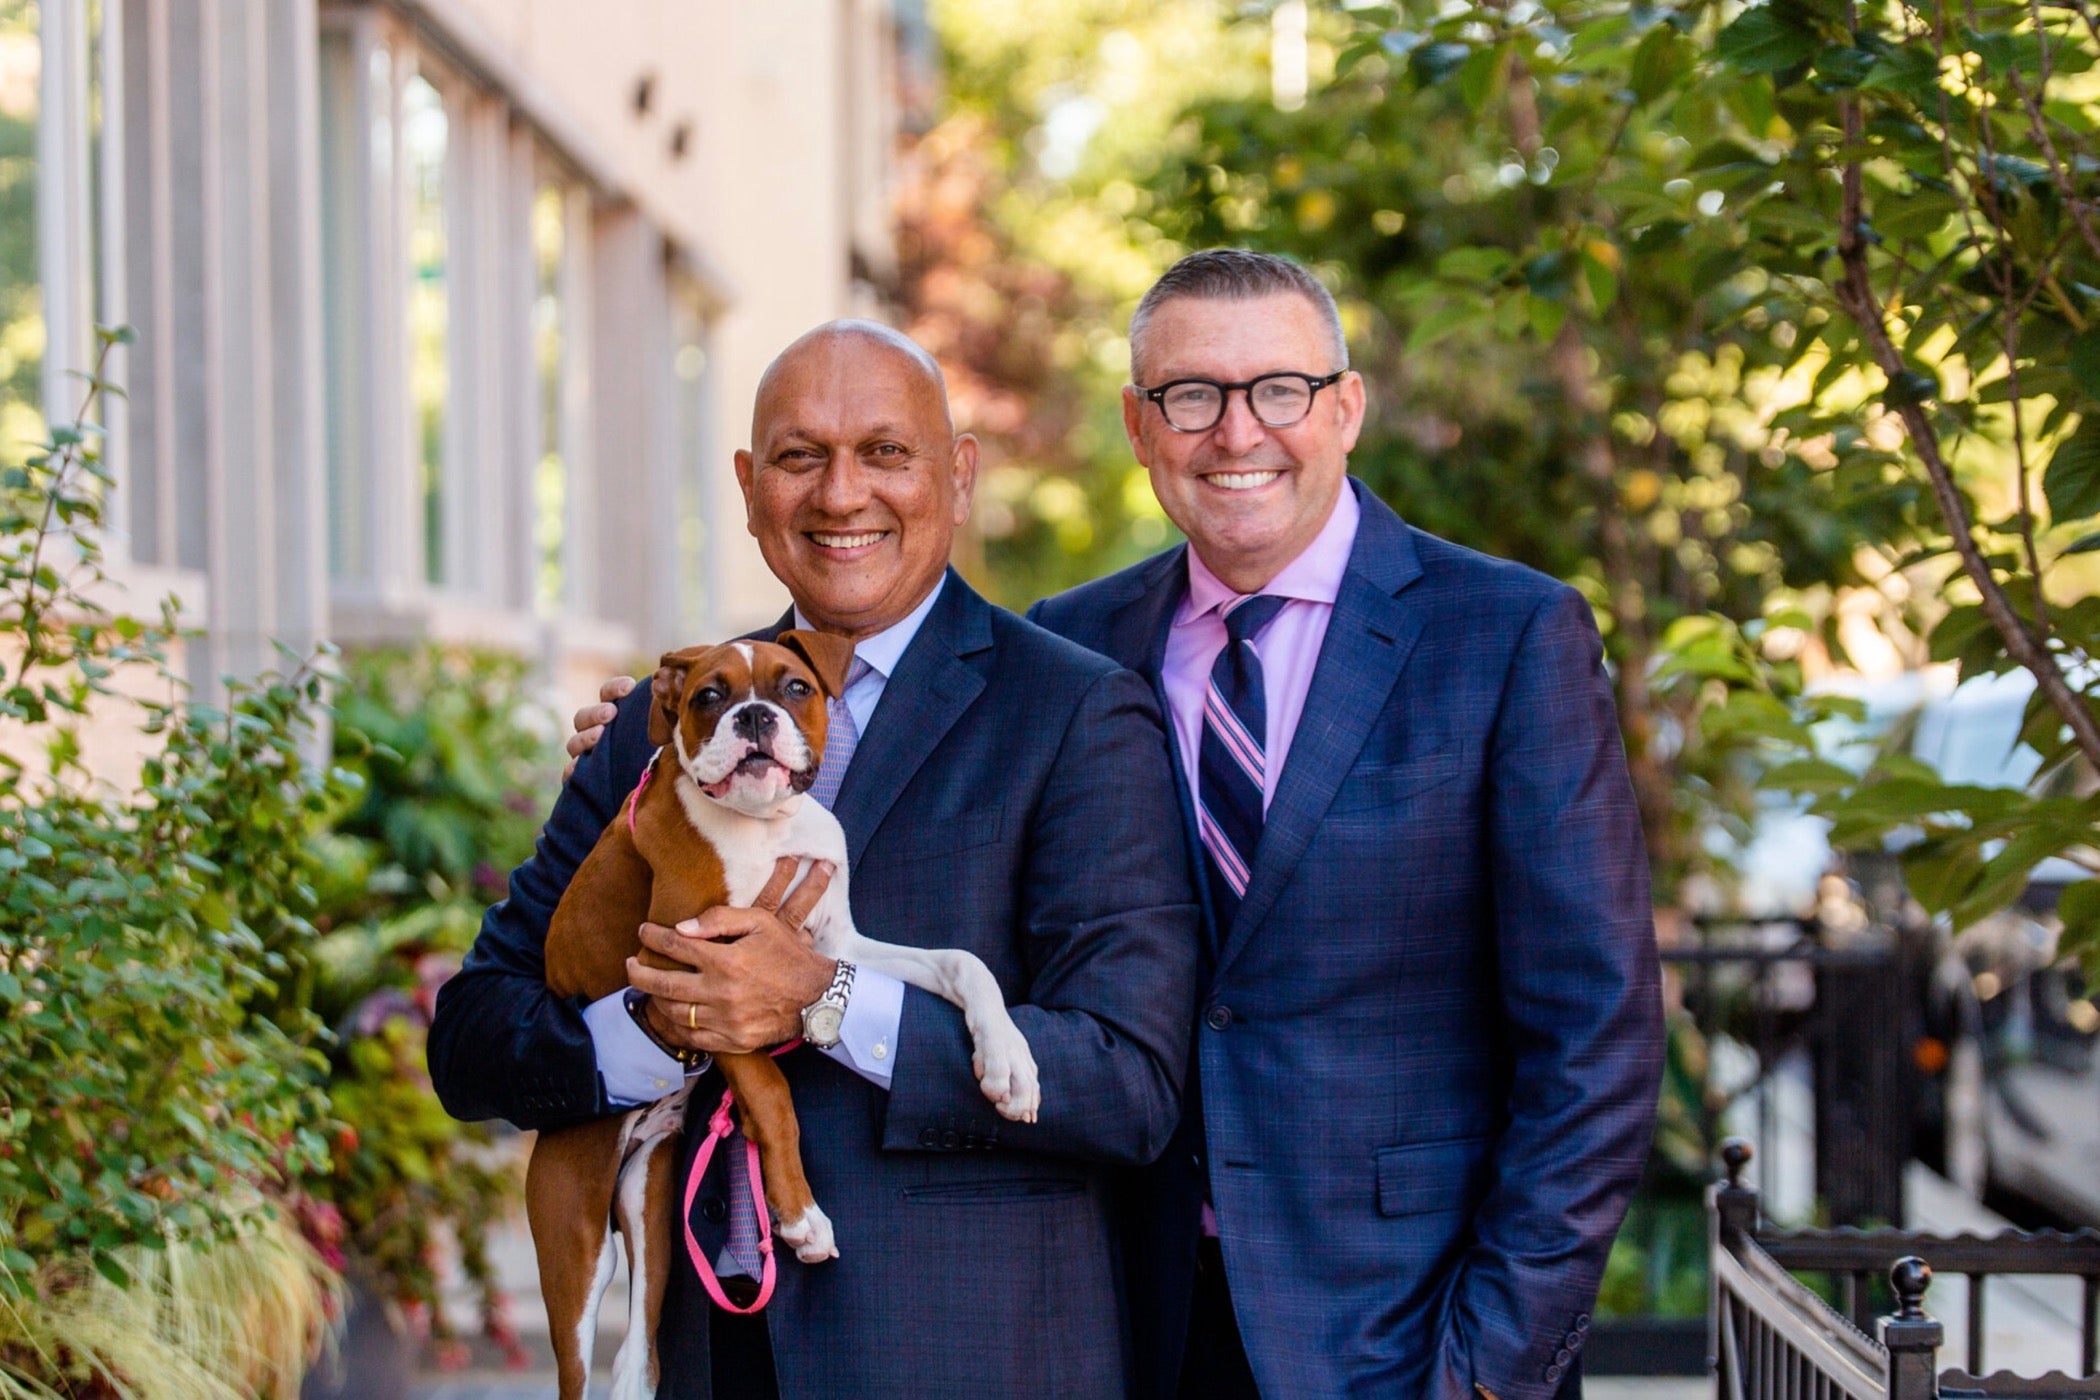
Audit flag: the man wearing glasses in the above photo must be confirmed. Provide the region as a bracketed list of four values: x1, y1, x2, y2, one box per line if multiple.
[1030, 249, 1664, 1399]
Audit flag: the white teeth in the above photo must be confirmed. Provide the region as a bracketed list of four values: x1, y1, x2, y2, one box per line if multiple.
[1208, 471, 1283, 491]
[811, 531, 887, 548]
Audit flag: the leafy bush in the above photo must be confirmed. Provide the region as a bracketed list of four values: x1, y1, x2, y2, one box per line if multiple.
[0, 331, 337, 1396]
[299, 645, 556, 1360]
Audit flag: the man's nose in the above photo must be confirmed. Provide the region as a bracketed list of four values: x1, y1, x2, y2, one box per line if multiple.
[1211, 391, 1269, 455]
[814, 452, 874, 513]
[733, 705, 778, 743]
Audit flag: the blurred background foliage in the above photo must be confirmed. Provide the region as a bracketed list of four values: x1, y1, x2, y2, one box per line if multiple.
[301, 645, 558, 1364]
[918, 0, 2100, 1318]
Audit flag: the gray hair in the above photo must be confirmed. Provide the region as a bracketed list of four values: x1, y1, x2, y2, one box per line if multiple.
[1128, 249, 1348, 382]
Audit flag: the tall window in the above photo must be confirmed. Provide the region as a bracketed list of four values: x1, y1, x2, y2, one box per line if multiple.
[0, 1, 41, 458]
[670, 293, 714, 638]
[531, 177, 563, 611]
[402, 68, 447, 586]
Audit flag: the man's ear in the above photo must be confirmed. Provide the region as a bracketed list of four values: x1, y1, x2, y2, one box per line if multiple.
[777, 630, 856, 699]
[649, 647, 708, 747]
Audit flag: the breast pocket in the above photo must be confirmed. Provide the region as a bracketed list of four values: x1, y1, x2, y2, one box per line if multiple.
[1326, 743, 1468, 817]
[867, 803, 1008, 865]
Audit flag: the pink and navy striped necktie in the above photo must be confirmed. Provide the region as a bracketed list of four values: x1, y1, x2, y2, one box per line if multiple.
[1197, 594, 1287, 938]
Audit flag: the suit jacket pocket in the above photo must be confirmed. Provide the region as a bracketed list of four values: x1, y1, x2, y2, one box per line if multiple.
[869, 804, 1007, 864]
[904, 1176, 1087, 1203]
[1327, 743, 1468, 816]
[1373, 1132, 1492, 1218]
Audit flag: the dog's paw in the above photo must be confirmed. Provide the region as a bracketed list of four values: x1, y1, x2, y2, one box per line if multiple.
[973, 1024, 1041, 1123]
[777, 1203, 838, 1263]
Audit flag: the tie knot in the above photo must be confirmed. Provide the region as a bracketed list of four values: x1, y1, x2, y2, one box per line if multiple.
[1223, 594, 1286, 647]
[841, 657, 873, 693]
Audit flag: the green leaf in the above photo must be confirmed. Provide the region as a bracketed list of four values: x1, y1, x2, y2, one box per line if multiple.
[1761, 758, 1860, 794]
[1457, 43, 1504, 111]
[1436, 247, 1513, 283]
[1630, 26, 1690, 102]
[1406, 301, 1486, 353]
[1812, 44, 1877, 86]
[1411, 41, 1473, 85]
[2045, 418, 2100, 524]
[2068, 332, 2100, 405]
[2060, 881, 2100, 978]
[1716, 7, 1820, 74]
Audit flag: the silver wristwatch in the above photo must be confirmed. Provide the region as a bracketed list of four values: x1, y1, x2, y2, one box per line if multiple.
[800, 959, 857, 1049]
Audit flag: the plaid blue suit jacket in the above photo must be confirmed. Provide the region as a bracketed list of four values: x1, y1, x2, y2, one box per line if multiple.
[430, 572, 1201, 1398]
[1031, 483, 1664, 1400]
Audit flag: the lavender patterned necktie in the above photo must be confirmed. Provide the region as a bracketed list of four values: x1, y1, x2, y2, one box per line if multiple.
[716, 656, 870, 1284]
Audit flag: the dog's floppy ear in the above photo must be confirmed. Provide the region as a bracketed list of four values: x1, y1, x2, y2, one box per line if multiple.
[777, 629, 856, 700]
[649, 646, 709, 747]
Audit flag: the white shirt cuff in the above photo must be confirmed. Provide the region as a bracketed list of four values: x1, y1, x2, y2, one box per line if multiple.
[819, 967, 903, 1090]
[583, 990, 701, 1107]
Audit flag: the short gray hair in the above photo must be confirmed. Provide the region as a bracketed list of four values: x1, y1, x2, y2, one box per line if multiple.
[1129, 249, 1348, 382]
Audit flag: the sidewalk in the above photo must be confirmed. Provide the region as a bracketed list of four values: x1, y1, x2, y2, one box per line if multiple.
[399, 1159, 2078, 1399]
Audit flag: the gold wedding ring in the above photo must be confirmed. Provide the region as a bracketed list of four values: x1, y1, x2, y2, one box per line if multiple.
[686, 1003, 698, 1031]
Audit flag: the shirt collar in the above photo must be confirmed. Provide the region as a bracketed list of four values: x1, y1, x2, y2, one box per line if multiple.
[1177, 484, 1362, 625]
[793, 572, 947, 682]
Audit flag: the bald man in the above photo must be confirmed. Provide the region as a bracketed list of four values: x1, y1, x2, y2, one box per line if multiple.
[429, 322, 1200, 1399]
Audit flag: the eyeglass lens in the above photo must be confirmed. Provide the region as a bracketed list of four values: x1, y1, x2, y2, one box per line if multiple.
[1160, 376, 1315, 430]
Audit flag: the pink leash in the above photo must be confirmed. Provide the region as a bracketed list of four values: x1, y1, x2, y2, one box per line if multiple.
[628, 755, 807, 1314]
[680, 1039, 803, 1314]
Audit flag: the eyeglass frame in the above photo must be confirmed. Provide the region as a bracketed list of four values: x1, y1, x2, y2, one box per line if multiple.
[1133, 370, 1348, 433]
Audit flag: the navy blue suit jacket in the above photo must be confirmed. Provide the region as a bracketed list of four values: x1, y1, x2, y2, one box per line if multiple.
[1030, 483, 1664, 1400]
[429, 571, 1202, 1398]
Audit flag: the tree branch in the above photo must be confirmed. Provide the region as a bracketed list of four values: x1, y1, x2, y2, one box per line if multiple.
[1834, 92, 2100, 771]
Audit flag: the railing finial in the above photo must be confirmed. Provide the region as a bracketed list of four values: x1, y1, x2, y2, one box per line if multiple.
[1890, 1256, 1931, 1321]
[1721, 1136, 1753, 1188]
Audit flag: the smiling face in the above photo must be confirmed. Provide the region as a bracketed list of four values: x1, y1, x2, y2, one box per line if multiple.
[1124, 292, 1365, 595]
[734, 326, 977, 642]
[650, 632, 855, 819]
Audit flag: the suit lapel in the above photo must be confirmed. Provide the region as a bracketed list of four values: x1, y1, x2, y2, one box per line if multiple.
[1213, 486, 1429, 979]
[1093, 547, 1216, 943]
[830, 569, 992, 865]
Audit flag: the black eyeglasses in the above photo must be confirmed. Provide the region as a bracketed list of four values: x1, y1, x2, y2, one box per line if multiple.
[1134, 371, 1346, 433]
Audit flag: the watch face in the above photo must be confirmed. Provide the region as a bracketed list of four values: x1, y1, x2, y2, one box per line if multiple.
[805, 1004, 845, 1046]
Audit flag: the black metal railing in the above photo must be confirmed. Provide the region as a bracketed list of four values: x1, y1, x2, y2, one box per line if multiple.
[1712, 1139, 2100, 1397]
[1668, 912, 1919, 1228]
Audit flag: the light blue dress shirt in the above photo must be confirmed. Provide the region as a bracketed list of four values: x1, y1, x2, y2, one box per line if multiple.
[587, 578, 944, 1106]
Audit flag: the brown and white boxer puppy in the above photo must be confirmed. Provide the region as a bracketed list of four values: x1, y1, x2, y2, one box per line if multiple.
[526, 632, 1039, 1400]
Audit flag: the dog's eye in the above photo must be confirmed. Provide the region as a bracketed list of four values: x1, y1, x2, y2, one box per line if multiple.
[783, 678, 814, 699]
[694, 686, 726, 707]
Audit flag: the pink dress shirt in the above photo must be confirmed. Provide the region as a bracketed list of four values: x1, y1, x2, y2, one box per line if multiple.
[1162, 485, 1363, 810]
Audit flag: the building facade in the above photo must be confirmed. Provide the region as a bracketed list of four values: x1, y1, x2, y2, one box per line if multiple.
[3, 0, 900, 706]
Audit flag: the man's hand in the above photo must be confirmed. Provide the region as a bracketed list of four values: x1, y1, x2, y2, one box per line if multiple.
[627, 857, 838, 1056]
[564, 675, 635, 781]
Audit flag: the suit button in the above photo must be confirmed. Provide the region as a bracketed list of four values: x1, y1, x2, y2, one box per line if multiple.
[1565, 1331, 1582, 1348]
[700, 1197, 727, 1224]
[1555, 1347, 1573, 1365]
[919, 1127, 939, 1148]
[1206, 1005, 1234, 1031]
[941, 1130, 961, 1149]
[1545, 1365, 1564, 1384]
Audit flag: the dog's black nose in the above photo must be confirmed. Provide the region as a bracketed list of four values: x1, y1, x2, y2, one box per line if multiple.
[733, 705, 777, 742]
